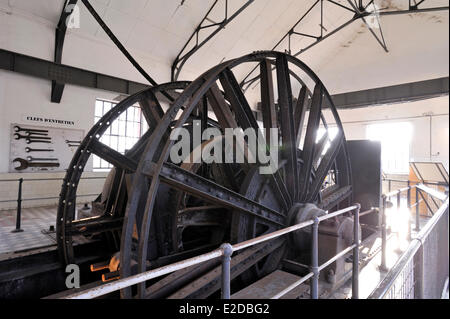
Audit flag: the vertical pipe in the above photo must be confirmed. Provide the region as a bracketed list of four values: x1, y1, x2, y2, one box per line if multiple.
[310, 217, 320, 299]
[220, 243, 233, 299]
[397, 192, 401, 210]
[12, 178, 24, 233]
[352, 204, 361, 299]
[388, 180, 391, 193]
[415, 187, 420, 232]
[380, 195, 387, 271]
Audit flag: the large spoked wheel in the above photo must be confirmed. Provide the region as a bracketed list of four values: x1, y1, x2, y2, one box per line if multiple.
[120, 51, 352, 299]
[56, 82, 189, 265]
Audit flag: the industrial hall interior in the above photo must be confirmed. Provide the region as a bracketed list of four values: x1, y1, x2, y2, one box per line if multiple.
[0, 0, 448, 301]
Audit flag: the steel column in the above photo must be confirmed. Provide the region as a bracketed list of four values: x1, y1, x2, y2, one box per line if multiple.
[220, 243, 233, 299]
[352, 204, 361, 299]
[415, 188, 420, 231]
[310, 217, 320, 299]
[11, 178, 24, 233]
[407, 183, 412, 241]
[380, 195, 388, 271]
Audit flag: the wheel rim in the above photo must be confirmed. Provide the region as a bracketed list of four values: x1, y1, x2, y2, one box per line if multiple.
[119, 51, 353, 298]
[56, 81, 189, 265]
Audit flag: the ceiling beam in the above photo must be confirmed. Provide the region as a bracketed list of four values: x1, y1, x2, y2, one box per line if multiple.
[1, 49, 448, 109]
[0, 49, 149, 96]
[331, 77, 449, 109]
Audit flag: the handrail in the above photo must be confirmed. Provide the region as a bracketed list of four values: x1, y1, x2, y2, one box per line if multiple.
[0, 176, 106, 183]
[369, 197, 449, 299]
[0, 175, 106, 204]
[62, 204, 361, 299]
[383, 178, 446, 187]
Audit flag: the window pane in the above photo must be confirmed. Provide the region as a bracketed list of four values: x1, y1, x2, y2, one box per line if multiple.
[95, 101, 103, 117]
[93, 99, 143, 171]
[367, 122, 412, 174]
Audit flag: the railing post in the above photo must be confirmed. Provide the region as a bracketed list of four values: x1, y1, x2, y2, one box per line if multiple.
[310, 217, 320, 299]
[220, 243, 233, 299]
[12, 178, 24, 233]
[352, 204, 361, 299]
[415, 187, 420, 232]
[413, 243, 424, 299]
[407, 181, 411, 208]
[380, 195, 388, 272]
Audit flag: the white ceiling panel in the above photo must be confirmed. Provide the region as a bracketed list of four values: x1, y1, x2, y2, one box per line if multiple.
[95, 6, 137, 42]
[0, 0, 447, 94]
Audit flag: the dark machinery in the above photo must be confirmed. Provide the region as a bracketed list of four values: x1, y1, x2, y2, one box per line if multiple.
[55, 51, 362, 299]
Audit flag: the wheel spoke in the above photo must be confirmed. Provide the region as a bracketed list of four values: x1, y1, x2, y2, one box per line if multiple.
[206, 83, 238, 129]
[298, 83, 323, 201]
[139, 90, 164, 128]
[89, 139, 137, 172]
[260, 59, 277, 144]
[215, 69, 291, 210]
[143, 162, 285, 227]
[219, 68, 258, 130]
[294, 85, 308, 146]
[307, 133, 344, 202]
[313, 130, 329, 169]
[276, 54, 299, 201]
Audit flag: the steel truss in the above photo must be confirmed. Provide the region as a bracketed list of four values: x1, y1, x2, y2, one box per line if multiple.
[171, 0, 255, 81]
[240, 0, 449, 91]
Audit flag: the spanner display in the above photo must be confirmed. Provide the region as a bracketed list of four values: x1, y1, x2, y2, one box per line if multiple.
[26, 156, 58, 162]
[14, 125, 48, 133]
[15, 133, 51, 140]
[25, 147, 55, 153]
[25, 131, 49, 137]
[13, 158, 60, 170]
[26, 139, 52, 144]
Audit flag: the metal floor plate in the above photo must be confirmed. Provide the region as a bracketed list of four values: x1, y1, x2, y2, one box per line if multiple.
[231, 270, 309, 299]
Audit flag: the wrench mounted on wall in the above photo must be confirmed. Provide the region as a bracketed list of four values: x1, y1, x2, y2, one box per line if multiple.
[13, 158, 60, 171]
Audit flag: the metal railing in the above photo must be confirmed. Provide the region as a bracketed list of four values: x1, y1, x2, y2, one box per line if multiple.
[383, 178, 447, 193]
[0, 176, 106, 232]
[61, 204, 362, 299]
[378, 182, 448, 272]
[369, 196, 449, 299]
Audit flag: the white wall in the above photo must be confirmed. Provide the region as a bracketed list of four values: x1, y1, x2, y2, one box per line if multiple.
[322, 96, 450, 172]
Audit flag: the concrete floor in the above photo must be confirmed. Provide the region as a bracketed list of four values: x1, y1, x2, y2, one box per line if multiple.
[0, 204, 88, 254]
[329, 216, 432, 299]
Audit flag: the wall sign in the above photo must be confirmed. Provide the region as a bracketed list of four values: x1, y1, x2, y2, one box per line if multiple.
[22, 115, 76, 126]
[9, 123, 84, 173]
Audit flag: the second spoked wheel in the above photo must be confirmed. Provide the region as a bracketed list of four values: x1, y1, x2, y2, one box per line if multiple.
[119, 51, 353, 299]
[56, 81, 189, 265]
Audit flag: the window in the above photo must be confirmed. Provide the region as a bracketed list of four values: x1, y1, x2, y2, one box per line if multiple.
[93, 99, 148, 171]
[366, 122, 412, 174]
